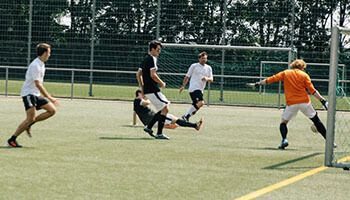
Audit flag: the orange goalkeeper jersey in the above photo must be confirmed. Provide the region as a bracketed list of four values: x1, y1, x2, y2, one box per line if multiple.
[266, 69, 316, 106]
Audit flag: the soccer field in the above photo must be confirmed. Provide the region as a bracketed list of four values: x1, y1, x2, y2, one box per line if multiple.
[0, 97, 349, 199]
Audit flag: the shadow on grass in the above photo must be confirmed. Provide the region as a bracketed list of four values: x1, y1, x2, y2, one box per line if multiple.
[99, 136, 153, 141]
[0, 146, 34, 149]
[263, 152, 322, 170]
[249, 147, 299, 151]
[122, 124, 144, 128]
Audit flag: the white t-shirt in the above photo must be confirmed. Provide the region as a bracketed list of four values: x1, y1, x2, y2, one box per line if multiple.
[20, 57, 46, 97]
[186, 63, 213, 92]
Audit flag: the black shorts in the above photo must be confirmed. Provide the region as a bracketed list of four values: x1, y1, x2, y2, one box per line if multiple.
[22, 95, 49, 111]
[189, 90, 204, 104]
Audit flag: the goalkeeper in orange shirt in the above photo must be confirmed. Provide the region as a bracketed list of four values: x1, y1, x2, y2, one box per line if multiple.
[255, 59, 328, 149]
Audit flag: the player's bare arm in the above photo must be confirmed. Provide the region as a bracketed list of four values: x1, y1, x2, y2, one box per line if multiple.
[150, 69, 166, 88]
[201, 76, 213, 83]
[136, 69, 144, 88]
[179, 76, 189, 93]
[312, 90, 328, 110]
[34, 80, 59, 105]
[140, 99, 151, 107]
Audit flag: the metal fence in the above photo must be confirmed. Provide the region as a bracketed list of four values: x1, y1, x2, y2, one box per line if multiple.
[1, 0, 350, 106]
[2, 63, 348, 109]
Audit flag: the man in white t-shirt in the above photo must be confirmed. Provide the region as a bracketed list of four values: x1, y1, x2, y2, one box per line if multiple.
[7, 43, 59, 148]
[179, 51, 213, 121]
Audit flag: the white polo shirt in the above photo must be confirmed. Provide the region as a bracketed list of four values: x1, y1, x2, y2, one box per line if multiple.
[20, 57, 46, 97]
[186, 63, 213, 92]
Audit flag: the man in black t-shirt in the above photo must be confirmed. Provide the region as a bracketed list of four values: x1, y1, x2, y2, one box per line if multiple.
[136, 40, 170, 139]
[133, 90, 203, 131]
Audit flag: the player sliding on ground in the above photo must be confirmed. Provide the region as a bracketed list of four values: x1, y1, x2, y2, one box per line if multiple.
[253, 59, 329, 150]
[134, 90, 203, 135]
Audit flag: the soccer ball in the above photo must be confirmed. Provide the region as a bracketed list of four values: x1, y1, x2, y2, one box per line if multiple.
[310, 124, 318, 133]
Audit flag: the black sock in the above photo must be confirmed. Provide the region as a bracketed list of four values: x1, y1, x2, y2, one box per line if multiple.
[176, 119, 196, 128]
[310, 114, 327, 139]
[147, 112, 160, 129]
[157, 114, 166, 135]
[10, 135, 17, 141]
[280, 123, 288, 140]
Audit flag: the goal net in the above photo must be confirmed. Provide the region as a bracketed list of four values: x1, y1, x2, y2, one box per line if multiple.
[325, 26, 350, 169]
[159, 43, 295, 107]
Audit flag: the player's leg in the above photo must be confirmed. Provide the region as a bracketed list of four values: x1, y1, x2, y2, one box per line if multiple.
[145, 92, 170, 139]
[278, 105, 298, 149]
[164, 114, 178, 129]
[182, 90, 203, 121]
[157, 104, 169, 139]
[8, 107, 36, 147]
[34, 101, 56, 123]
[144, 111, 160, 137]
[300, 103, 327, 139]
[309, 113, 326, 139]
[24, 97, 56, 137]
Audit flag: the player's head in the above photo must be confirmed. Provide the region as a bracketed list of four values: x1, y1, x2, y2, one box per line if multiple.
[135, 89, 142, 98]
[36, 43, 51, 62]
[290, 59, 307, 70]
[198, 51, 208, 65]
[149, 40, 162, 57]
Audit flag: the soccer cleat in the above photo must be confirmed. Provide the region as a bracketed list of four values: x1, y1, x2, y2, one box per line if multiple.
[278, 139, 289, 150]
[7, 139, 23, 148]
[195, 118, 203, 131]
[155, 134, 169, 140]
[143, 127, 155, 137]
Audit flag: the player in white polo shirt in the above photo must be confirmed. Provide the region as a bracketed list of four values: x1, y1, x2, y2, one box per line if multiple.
[7, 43, 59, 147]
[179, 51, 213, 121]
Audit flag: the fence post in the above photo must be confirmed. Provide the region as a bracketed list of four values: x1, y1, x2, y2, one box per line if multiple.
[89, 0, 96, 96]
[156, 0, 161, 39]
[71, 70, 75, 100]
[219, 0, 227, 103]
[5, 67, 9, 96]
[27, 0, 33, 66]
[207, 83, 210, 106]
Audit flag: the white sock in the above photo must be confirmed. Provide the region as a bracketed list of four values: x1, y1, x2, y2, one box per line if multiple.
[185, 105, 197, 117]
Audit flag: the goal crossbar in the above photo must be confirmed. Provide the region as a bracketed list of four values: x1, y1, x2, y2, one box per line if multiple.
[162, 43, 293, 52]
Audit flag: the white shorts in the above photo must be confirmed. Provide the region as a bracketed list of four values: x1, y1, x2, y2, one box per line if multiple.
[145, 92, 170, 112]
[282, 103, 316, 121]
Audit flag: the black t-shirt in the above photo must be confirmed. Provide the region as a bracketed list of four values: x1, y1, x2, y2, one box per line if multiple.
[133, 98, 155, 126]
[140, 54, 160, 94]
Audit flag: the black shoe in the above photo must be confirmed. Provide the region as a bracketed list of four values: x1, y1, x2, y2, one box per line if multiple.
[7, 139, 23, 148]
[278, 139, 289, 150]
[155, 134, 169, 140]
[143, 127, 155, 137]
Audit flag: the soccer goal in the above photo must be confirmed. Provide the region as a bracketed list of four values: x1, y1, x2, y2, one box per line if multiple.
[160, 43, 296, 107]
[325, 26, 350, 169]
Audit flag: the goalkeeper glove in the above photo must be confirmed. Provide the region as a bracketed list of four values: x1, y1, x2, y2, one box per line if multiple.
[254, 82, 261, 87]
[320, 99, 328, 110]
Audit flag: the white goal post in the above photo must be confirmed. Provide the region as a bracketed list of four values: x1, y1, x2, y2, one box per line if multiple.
[325, 26, 350, 169]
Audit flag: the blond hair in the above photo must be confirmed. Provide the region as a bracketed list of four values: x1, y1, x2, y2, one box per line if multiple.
[290, 59, 307, 70]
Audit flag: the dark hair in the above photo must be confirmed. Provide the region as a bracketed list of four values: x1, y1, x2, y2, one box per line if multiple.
[135, 89, 142, 97]
[36, 43, 51, 56]
[149, 40, 162, 51]
[198, 51, 208, 59]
